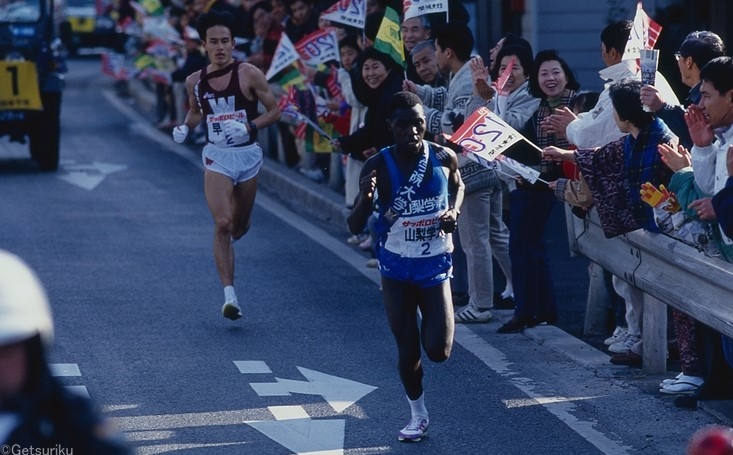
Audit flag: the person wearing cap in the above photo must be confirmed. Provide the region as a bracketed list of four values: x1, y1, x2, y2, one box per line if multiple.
[347, 91, 463, 442]
[0, 249, 130, 452]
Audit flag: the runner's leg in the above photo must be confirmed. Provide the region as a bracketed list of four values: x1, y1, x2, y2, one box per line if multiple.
[204, 170, 235, 287]
[418, 281, 454, 362]
[232, 177, 258, 241]
[382, 276, 423, 400]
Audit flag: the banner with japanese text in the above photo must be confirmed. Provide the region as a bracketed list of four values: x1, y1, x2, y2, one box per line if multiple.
[295, 29, 340, 67]
[320, 0, 366, 29]
[403, 0, 448, 21]
[448, 107, 523, 162]
[266, 34, 299, 80]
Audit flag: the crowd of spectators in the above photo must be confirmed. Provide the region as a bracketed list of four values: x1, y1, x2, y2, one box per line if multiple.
[102, 0, 733, 409]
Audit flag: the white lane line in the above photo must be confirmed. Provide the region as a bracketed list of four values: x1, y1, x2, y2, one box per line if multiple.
[455, 325, 633, 455]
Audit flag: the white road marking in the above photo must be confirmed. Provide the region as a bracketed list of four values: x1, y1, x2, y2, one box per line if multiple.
[49, 363, 89, 398]
[49, 363, 81, 376]
[233, 360, 272, 374]
[246, 406, 345, 455]
[57, 160, 128, 190]
[455, 326, 633, 455]
[244, 364, 377, 413]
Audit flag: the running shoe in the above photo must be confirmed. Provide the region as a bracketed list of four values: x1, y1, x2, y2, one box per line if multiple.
[398, 415, 429, 442]
[222, 301, 242, 320]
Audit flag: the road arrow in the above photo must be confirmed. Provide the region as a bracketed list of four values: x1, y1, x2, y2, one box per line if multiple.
[245, 405, 345, 455]
[57, 160, 128, 190]
[248, 367, 377, 413]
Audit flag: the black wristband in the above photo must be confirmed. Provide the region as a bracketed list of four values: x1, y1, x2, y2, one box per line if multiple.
[248, 121, 258, 139]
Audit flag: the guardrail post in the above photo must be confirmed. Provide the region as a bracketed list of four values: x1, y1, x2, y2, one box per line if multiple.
[642, 293, 667, 373]
[584, 261, 610, 336]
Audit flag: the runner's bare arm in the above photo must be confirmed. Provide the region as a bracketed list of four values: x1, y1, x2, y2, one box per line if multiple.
[347, 158, 379, 235]
[182, 71, 203, 129]
[439, 146, 464, 218]
[241, 63, 281, 130]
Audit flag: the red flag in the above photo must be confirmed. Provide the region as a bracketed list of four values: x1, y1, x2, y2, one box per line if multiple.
[647, 17, 662, 49]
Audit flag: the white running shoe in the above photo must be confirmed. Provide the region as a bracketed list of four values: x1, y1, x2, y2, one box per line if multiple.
[608, 334, 640, 354]
[222, 301, 242, 320]
[398, 415, 429, 442]
[604, 327, 628, 345]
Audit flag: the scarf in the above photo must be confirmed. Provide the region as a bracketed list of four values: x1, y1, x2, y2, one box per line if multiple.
[624, 117, 675, 232]
[533, 89, 576, 148]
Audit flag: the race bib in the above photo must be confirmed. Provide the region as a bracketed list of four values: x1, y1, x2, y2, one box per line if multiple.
[206, 109, 248, 145]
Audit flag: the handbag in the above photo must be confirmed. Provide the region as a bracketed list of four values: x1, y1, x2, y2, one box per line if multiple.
[563, 167, 593, 209]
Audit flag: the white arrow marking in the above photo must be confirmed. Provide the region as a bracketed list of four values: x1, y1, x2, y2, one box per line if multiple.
[49, 363, 81, 376]
[248, 366, 377, 413]
[246, 406, 344, 455]
[49, 363, 89, 398]
[57, 160, 128, 190]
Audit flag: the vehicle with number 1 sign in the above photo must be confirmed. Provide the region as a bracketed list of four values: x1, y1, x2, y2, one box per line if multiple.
[0, 0, 66, 170]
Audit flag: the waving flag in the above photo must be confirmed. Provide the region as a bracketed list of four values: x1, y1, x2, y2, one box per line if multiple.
[295, 29, 340, 66]
[449, 107, 523, 162]
[623, 2, 663, 60]
[320, 0, 366, 29]
[494, 56, 515, 96]
[266, 34, 300, 80]
[374, 6, 405, 69]
[403, 0, 448, 21]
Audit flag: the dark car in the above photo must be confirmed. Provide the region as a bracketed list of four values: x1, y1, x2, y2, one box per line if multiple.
[59, 0, 118, 55]
[0, 0, 66, 170]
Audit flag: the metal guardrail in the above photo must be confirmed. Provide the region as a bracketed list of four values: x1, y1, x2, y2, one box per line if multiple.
[566, 207, 733, 373]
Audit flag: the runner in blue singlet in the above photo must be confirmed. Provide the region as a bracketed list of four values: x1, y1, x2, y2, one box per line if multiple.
[347, 91, 464, 442]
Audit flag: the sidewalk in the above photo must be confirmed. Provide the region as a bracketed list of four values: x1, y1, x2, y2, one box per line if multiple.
[124, 77, 733, 427]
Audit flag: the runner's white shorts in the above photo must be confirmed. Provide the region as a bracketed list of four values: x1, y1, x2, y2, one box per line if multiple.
[202, 142, 263, 184]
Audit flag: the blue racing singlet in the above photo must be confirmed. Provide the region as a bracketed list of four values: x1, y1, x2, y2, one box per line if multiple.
[376, 141, 453, 258]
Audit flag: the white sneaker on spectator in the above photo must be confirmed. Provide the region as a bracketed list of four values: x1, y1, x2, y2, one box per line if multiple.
[366, 258, 378, 268]
[608, 334, 640, 354]
[454, 302, 493, 323]
[604, 326, 628, 345]
[347, 233, 368, 245]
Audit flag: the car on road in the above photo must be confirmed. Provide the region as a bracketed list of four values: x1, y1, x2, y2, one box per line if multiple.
[58, 0, 118, 55]
[0, 0, 66, 170]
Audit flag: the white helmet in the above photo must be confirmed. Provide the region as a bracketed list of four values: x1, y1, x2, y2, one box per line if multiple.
[0, 250, 54, 347]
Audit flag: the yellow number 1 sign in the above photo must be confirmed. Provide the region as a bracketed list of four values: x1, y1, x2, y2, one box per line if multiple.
[0, 61, 43, 111]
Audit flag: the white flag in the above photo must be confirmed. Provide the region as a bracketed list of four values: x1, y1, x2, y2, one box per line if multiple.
[448, 107, 523, 162]
[295, 29, 340, 66]
[266, 33, 299, 80]
[320, 0, 366, 29]
[623, 2, 662, 60]
[403, 0, 448, 21]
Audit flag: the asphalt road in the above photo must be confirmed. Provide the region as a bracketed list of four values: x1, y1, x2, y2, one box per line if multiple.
[0, 57, 726, 454]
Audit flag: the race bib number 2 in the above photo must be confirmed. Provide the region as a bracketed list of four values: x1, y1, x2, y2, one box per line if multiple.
[206, 110, 248, 145]
[0, 61, 43, 111]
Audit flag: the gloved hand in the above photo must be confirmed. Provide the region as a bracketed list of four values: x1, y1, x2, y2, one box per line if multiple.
[172, 124, 189, 143]
[223, 120, 249, 143]
[640, 182, 671, 208]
